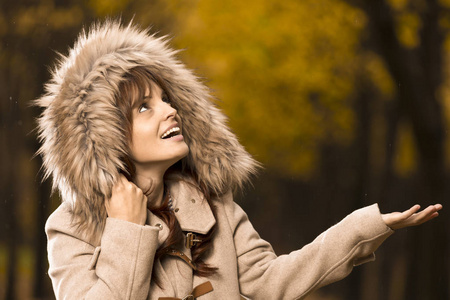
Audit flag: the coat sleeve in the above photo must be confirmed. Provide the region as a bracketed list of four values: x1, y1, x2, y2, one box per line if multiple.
[46, 203, 165, 300]
[222, 195, 394, 300]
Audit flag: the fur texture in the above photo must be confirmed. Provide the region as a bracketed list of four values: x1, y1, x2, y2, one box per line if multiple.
[36, 21, 259, 242]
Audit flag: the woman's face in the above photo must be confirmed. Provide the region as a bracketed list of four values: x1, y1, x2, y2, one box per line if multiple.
[129, 81, 189, 175]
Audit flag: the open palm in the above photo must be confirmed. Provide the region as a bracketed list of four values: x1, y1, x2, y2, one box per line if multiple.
[382, 204, 443, 230]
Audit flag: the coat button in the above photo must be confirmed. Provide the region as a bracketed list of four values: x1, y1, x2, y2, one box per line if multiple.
[155, 223, 163, 230]
[191, 199, 196, 204]
[174, 208, 179, 212]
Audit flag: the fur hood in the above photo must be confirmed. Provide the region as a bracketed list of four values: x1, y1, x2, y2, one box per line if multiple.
[36, 20, 258, 241]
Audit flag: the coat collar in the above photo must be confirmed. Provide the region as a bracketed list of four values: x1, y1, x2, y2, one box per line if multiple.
[166, 180, 216, 235]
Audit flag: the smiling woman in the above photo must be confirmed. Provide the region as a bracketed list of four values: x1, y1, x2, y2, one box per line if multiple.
[35, 20, 442, 300]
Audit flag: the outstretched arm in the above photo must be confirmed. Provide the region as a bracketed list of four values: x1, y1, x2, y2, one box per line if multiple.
[222, 194, 394, 299]
[382, 204, 443, 230]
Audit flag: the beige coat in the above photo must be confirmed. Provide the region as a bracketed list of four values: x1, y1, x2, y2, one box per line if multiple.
[46, 180, 393, 300]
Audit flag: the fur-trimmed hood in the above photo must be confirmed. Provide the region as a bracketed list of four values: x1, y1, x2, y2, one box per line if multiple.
[36, 20, 258, 241]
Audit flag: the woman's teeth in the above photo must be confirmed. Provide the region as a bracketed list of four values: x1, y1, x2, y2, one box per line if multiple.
[161, 127, 180, 139]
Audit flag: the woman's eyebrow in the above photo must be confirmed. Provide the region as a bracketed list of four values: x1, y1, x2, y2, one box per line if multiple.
[132, 95, 151, 109]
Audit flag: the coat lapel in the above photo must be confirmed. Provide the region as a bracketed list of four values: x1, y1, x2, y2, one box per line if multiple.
[167, 180, 216, 235]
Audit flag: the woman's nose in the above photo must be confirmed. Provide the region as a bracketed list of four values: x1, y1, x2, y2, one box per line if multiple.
[163, 102, 177, 120]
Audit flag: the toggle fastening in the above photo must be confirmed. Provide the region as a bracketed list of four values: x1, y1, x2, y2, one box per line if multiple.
[185, 232, 203, 249]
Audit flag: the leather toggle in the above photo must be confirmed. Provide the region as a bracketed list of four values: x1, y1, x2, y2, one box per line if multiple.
[164, 248, 197, 270]
[185, 232, 202, 249]
[158, 281, 213, 300]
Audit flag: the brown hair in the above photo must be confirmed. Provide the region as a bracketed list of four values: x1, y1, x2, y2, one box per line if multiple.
[115, 67, 217, 280]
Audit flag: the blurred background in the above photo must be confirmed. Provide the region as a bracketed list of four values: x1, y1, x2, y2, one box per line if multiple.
[0, 0, 449, 299]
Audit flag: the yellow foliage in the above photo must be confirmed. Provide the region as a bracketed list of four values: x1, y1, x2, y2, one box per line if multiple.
[439, 0, 450, 8]
[387, 0, 409, 11]
[386, 0, 422, 49]
[363, 52, 395, 99]
[88, 0, 129, 17]
[15, 2, 83, 35]
[396, 12, 421, 48]
[393, 121, 418, 177]
[171, 0, 368, 178]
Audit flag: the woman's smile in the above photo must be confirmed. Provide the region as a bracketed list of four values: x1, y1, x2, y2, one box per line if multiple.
[160, 124, 182, 140]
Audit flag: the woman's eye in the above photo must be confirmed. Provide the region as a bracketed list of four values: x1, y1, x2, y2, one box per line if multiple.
[138, 103, 149, 113]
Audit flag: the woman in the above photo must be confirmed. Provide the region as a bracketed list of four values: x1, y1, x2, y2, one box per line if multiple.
[37, 21, 442, 300]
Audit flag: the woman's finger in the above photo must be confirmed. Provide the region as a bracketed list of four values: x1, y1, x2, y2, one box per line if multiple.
[398, 205, 420, 221]
[112, 174, 127, 191]
[422, 211, 439, 224]
[434, 204, 443, 211]
[408, 205, 441, 225]
[119, 173, 129, 184]
[423, 204, 442, 218]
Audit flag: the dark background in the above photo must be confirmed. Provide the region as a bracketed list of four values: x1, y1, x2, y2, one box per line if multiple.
[1, 0, 449, 299]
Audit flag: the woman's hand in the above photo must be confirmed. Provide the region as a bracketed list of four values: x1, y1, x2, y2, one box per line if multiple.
[382, 204, 443, 230]
[105, 174, 148, 225]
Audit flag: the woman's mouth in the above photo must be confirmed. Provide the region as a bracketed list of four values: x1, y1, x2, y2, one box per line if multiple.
[161, 126, 181, 139]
